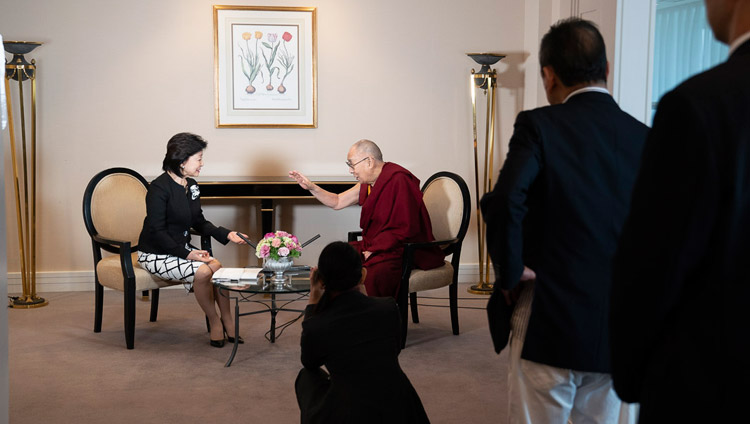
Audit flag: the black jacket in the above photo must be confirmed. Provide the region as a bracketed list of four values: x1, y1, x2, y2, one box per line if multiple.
[481, 91, 648, 373]
[611, 40, 750, 422]
[137, 172, 230, 258]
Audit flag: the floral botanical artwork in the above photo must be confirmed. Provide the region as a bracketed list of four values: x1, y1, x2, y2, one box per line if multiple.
[214, 6, 316, 128]
[232, 25, 299, 109]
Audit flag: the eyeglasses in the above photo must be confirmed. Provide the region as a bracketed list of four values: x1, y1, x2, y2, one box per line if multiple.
[345, 157, 369, 170]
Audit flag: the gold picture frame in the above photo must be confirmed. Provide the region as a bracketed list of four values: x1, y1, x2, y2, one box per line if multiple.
[214, 5, 317, 128]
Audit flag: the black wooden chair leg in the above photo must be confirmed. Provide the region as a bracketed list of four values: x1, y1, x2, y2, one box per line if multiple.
[149, 289, 160, 322]
[124, 282, 136, 350]
[450, 281, 459, 335]
[94, 282, 104, 333]
[399, 301, 408, 350]
[397, 279, 409, 349]
[410, 292, 420, 323]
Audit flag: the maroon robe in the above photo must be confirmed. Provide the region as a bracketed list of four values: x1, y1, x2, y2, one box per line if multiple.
[350, 162, 445, 298]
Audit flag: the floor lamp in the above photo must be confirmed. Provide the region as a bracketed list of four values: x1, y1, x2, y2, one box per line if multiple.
[4, 40, 47, 308]
[467, 53, 505, 295]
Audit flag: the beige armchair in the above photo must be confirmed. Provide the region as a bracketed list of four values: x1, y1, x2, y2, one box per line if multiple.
[399, 172, 470, 347]
[82, 167, 211, 349]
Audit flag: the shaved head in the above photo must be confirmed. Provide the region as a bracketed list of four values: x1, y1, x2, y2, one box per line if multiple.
[352, 139, 383, 162]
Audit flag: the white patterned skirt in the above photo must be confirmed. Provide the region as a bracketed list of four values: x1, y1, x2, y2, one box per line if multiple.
[137, 248, 204, 292]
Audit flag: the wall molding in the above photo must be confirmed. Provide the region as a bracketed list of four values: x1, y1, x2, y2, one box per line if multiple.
[6, 265, 493, 294]
[7, 271, 97, 293]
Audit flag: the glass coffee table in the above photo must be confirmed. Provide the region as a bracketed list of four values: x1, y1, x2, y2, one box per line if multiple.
[213, 268, 310, 367]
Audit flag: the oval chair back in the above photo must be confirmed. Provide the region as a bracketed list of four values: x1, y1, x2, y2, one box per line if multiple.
[422, 173, 470, 249]
[84, 169, 149, 247]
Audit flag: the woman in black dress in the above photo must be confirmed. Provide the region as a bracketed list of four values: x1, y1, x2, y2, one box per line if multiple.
[295, 241, 430, 423]
[137, 132, 247, 347]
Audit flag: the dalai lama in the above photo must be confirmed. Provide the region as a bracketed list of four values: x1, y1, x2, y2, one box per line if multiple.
[289, 139, 445, 298]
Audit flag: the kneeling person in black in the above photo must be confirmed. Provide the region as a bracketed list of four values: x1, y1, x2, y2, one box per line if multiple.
[295, 241, 429, 424]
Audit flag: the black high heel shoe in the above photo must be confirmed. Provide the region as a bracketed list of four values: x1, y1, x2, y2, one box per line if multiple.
[224, 328, 244, 344]
[209, 338, 225, 348]
[221, 317, 244, 344]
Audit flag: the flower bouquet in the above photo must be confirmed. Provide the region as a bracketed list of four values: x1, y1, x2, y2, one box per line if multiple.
[255, 230, 302, 260]
[256, 231, 302, 286]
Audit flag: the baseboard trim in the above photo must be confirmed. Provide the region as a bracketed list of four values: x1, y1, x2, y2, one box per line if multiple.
[6, 264, 494, 293]
[7, 271, 96, 293]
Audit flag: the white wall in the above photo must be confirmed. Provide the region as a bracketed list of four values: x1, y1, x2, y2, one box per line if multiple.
[2, 0, 527, 291]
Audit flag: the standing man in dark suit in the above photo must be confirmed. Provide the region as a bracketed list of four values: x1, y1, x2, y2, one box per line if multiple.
[480, 18, 648, 423]
[610, 1, 750, 422]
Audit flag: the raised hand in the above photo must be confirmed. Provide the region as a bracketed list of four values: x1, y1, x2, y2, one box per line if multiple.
[289, 170, 314, 191]
[308, 267, 325, 305]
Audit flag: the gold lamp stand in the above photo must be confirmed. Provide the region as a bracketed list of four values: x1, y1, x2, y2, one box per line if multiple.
[467, 53, 505, 295]
[4, 40, 47, 308]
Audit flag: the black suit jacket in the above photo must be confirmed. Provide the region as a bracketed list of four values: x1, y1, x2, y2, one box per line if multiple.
[297, 291, 429, 424]
[611, 40, 750, 422]
[137, 173, 230, 258]
[481, 91, 648, 372]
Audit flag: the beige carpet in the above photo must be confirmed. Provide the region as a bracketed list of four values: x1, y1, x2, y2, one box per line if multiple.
[8, 284, 509, 423]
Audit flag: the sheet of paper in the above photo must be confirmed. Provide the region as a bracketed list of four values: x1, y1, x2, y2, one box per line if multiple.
[240, 268, 263, 281]
[212, 268, 244, 281]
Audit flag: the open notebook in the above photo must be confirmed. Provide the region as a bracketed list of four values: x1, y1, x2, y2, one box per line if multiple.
[212, 268, 263, 284]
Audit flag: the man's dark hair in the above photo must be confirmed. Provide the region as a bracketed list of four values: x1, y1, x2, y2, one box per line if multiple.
[539, 17, 607, 86]
[162, 132, 208, 177]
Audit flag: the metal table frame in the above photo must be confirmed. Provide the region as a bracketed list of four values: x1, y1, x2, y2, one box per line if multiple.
[214, 271, 310, 367]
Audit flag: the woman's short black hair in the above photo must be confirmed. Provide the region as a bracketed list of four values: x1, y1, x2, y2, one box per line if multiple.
[162, 132, 208, 177]
[317, 241, 362, 292]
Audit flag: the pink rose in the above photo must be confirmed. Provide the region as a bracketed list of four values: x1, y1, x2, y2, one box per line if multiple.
[271, 238, 282, 248]
[291, 236, 299, 243]
[278, 247, 290, 257]
[260, 245, 271, 257]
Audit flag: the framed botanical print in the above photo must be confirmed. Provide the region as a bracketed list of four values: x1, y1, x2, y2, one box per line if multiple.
[214, 6, 317, 128]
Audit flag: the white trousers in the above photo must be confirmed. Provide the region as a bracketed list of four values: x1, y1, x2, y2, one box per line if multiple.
[507, 281, 638, 424]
